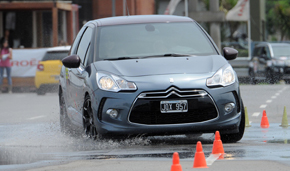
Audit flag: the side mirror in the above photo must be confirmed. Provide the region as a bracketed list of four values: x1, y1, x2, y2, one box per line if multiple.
[62, 55, 81, 68]
[223, 47, 238, 60]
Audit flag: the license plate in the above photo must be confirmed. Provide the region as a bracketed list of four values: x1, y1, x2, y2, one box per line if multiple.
[160, 100, 188, 113]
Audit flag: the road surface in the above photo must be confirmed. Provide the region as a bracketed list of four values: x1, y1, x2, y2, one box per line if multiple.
[0, 84, 290, 171]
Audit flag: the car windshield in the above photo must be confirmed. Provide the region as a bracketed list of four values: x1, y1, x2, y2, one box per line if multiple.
[97, 22, 217, 60]
[272, 45, 290, 57]
[42, 51, 69, 61]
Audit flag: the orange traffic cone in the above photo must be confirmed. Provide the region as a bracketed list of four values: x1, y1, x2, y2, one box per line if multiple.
[193, 141, 208, 168]
[171, 152, 182, 171]
[261, 110, 270, 128]
[212, 131, 225, 159]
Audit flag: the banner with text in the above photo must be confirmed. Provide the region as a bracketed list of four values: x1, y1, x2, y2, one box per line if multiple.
[6, 48, 47, 77]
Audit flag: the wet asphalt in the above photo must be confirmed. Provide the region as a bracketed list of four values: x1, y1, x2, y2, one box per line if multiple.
[0, 84, 290, 170]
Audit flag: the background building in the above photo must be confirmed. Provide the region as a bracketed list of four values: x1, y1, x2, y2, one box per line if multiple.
[0, 0, 155, 48]
[0, 0, 79, 48]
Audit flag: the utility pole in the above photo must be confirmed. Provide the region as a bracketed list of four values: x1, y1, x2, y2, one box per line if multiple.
[112, 0, 116, 16]
[209, 0, 221, 50]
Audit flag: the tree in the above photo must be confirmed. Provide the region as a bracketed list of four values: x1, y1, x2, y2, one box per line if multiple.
[267, 0, 290, 40]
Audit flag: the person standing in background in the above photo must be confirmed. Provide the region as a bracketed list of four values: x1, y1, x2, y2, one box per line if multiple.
[0, 39, 13, 93]
[0, 30, 14, 48]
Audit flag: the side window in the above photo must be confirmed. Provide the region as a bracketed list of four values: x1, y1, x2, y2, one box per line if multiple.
[76, 27, 93, 64]
[70, 26, 86, 55]
[265, 47, 271, 59]
[260, 47, 270, 59]
[260, 47, 266, 56]
[83, 43, 91, 66]
[253, 47, 260, 57]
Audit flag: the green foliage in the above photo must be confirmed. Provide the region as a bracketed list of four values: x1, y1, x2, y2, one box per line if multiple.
[220, 0, 239, 13]
[201, 0, 209, 10]
[267, 0, 290, 40]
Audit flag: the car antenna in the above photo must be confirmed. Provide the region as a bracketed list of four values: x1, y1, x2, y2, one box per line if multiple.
[126, 0, 130, 16]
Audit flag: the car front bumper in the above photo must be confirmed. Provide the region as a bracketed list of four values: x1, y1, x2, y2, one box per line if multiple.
[91, 74, 242, 136]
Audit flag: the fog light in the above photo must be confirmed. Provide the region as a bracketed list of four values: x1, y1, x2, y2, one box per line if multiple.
[106, 109, 118, 118]
[225, 103, 235, 113]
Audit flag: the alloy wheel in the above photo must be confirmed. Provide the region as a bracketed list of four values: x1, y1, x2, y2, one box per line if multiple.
[83, 97, 97, 140]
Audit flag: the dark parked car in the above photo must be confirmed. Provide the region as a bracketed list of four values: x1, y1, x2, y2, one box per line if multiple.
[59, 15, 244, 143]
[249, 42, 290, 84]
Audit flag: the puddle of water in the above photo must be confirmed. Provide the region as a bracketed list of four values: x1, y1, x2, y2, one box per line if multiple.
[0, 122, 154, 166]
[1, 121, 289, 168]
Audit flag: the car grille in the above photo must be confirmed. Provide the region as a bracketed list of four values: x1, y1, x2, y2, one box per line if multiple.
[128, 87, 218, 125]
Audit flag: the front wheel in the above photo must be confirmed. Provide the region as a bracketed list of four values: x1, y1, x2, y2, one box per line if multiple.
[221, 102, 245, 143]
[285, 79, 290, 84]
[83, 95, 98, 140]
[266, 70, 277, 84]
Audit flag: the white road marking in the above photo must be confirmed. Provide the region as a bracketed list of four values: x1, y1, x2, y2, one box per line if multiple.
[27, 115, 46, 120]
[271, 96, 276, 99]
[266, 100, 272, 103]
[275, 93, 280, 96]
[252, 112, 260, 117]
[206, 154, 221, 166]
[260, 104, 267, 108]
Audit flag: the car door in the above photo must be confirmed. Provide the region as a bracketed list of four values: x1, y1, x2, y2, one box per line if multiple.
[67, 26, 93, 125]
[63, 26, 85, 126]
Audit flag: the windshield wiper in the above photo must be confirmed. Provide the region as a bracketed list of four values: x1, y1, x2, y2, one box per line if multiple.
[104, 54, 194, 60]
[140, 53, 194, 58]
[104, 57, 140, 61]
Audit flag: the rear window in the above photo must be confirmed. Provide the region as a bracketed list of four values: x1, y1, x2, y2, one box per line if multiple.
[42, 51, 69, 61]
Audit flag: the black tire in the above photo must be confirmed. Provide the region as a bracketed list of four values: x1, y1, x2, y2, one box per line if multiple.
[221, 101, 245, 143]
[36, 87, 46, 95]
[266, 70, 276, 84]
[60, 93, 73, 134]
[249, 69, 256, 85]
[285, 79, 290, 84]
[83, 95, 98, 140]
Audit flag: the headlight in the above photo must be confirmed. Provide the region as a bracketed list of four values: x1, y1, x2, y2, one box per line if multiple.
[207, 65, 236, 87]
[97, 72, 137, 92]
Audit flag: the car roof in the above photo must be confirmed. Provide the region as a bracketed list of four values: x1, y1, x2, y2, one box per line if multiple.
[91, 15, 194, 26]
[47, 46, 71, 52]
[269, 43, 290, 47]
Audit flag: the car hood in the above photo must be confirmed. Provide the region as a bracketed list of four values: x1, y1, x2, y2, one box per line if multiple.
[93, 55, 229, 77]
[274, 56, 290, 60]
